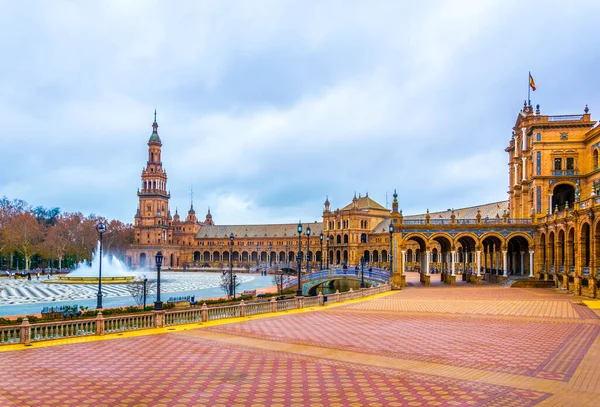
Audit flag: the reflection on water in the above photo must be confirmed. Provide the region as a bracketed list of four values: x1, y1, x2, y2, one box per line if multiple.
[315, 279, 370, 295]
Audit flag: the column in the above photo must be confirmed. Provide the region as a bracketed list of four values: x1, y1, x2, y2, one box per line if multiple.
[503, 251, 508, 277]
[529, 251, 535, 278]
[446, 252, 451, 274]
[401, 250, 406, 275]
[425, 251, 431, 275]
[513, 163, 518, 186]
[451, 251, 456, 276]
[476, 250, 482, 276]
[512, 252, 517, 275]
[522, 157, 527, 181]
[548, 194, 553, 213]
[520, 252, 525, 275]
[495, 245, 499, 272]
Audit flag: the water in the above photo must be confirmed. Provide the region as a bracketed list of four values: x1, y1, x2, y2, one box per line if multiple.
[67, 241, 134, 278]
[0, 274, 275, 317]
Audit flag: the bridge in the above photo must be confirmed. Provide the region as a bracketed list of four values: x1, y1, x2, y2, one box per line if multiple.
[282, 267, 390, 296]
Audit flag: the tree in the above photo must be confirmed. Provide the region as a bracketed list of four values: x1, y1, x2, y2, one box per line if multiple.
[125, 278, 156, 308]
[103, 219, 134, 259]
[220, 273, 241, 299]
[3, 212, 45, 270]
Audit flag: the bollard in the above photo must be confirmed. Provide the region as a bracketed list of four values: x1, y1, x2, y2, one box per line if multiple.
[201, 303, 208, 322]
[153, 310, 165, 328]
[20, 316, 31, 346]
[240, 300, 246, 317]
[95, 311, 105, 336]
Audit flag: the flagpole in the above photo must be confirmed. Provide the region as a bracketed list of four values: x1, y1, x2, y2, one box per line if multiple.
[528, 71, 531, 106]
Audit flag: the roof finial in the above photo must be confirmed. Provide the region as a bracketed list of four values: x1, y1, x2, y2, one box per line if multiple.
[190, 185, 194, 209]
[584, 104, 589, 114]
[154, 108, 157, 123]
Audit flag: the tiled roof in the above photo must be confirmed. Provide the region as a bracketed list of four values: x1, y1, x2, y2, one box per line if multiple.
[196, 222, 323, 239]
[341, 196, 388, 211]
[404, 201, 509, 220]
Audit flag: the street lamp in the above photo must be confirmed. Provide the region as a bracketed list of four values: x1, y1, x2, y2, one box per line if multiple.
[285, 242, 289, 266]
[389, 222, 394, 276]
[229, 233, 234, 299]
[154, 251, 163, 310]
[360, 256, 365, 288]
[306, 226, 311, 272]
[296, 221, 303, 297]
[269, 242, 273, 268]
[319, 232, 324, 270]
[96, 222, 106, 309]
[326, 235, 330, 269]
[233, 274, 237, 300]
[143, 275, 148, 309]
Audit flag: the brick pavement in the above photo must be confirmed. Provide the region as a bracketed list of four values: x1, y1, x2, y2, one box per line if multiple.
[1, 284, 599, 406]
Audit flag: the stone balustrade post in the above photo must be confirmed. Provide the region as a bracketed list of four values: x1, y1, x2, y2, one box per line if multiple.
[153, 310, 165, 328]
[20, 316, 31, 346]
[270, 298, 277, 312]
[95, 311, 104, 336]
[295, 296, 304, 309]
[240, 300, 246, 317]
[318, 292, 324, 306]
[201, 303, 208, 322]
[335, 289, 341, 303]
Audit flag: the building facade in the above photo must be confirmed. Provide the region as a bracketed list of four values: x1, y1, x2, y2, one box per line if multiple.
[125, 103, 600, 298]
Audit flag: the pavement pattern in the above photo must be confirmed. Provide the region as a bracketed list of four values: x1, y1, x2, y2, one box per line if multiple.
[1, 274, 599, 406]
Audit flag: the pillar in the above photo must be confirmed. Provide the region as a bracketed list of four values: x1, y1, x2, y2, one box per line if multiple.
[476, 250, 481, 276]
[503, 251, 508, 277]
[401, 250, 406, 275]
[426, 251, 431, 275]
[529, 251, 534, 278]
[451, 250, 456, 276]
[495, 245, 499, 272]
[512, 251, 517, 275]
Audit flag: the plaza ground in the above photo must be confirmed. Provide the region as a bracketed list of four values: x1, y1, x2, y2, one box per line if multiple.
[1, 273, 599, 406]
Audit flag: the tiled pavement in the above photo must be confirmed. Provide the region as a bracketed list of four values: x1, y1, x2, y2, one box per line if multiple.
[1, 279, 600, 406]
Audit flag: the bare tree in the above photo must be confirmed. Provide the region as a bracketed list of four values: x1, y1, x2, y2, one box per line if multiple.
[125, 278, 156, 308]
[220, 273, 241, 298]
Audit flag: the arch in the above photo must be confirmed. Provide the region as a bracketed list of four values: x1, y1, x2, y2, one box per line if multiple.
[479, 231, 506, 246]
[203, 251, 211, 262]
[139, 253, 147, 267]
[551, 183, 575, 211]
[401, 233, 428, 250]
[344, 234, 349, 244]
[343, 250, 348, 263]
[213, 251, 221, 262]
[363, 250, 370, 263]
[169, 253, 174, 267]
[360, 233, 367, 244]
[279, 251, 286, 263]
[329, 250, 334, 265]
[315, 250, 322, 262]
[373, 250, 379, 262]
[506, 235, 531, 275]
[503, 231, 534, 247]
[429, 234, 452, 251]
[260, 251, 268, 262]
[567, 227, 575, 269]
[539, 233, 546, 264]
[336, 250, 341, 264]
[336, 235, 342, 244]
[432, 248, 438, 263]
[242, 251, 249, 262]
[381, 250, 388, 263]
[193, 251, 201, 262]
[548, 231, 556, 267]
[288, 251, 295, 262]
[594, 149, 599, 170]
[557, 229, 565, 267]
[223, 251, 230, 262]
[452, 232, 479, 246]
[232, 251, 240, 262]
[581, 222, 591, 267]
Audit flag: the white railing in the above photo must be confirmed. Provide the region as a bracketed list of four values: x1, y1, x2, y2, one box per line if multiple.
[2, 284, 392, 346]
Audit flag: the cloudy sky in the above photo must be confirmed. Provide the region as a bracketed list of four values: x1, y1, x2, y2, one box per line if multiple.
[1, 0, 599, 225]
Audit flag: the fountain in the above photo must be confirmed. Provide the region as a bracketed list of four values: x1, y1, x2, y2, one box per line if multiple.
[48, 241, 135, 284]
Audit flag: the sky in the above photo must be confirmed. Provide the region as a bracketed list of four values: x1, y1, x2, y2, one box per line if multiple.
[1, 0, 599, 225]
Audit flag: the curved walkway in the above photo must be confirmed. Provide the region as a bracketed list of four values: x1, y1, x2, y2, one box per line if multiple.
[1, 284, 599, 406]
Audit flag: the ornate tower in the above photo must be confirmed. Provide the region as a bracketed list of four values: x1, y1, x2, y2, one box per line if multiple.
[134, 111, 173, 245]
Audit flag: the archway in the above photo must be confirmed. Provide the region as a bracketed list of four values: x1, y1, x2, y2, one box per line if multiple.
[139, 253, 147, 267]
[170, 253, 174, 267]
[567, 228, 575, 272]
[581, 223, 591, 269]
[552, 184, 575, 211]
[336, 250, 341, 264]
[481, 234, 503, 275]
[431, 235, 452, 276]
[506, 235, 530, 276]
[193, 251, 201, 262]
[557, 230, 565, 271]
[403, 235, 427, 276]
[232, 251, 239, 262]
[456, 234, 477, 277]
[203, 251, 211, 262]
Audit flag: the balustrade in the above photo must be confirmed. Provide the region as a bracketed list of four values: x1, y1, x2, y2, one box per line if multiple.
[104, 314, 154, 334]
[0, 326, 21, 344]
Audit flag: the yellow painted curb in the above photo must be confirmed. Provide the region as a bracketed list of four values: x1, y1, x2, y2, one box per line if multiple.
[582, 300, 600, 309]
[0, 290, 398, 353]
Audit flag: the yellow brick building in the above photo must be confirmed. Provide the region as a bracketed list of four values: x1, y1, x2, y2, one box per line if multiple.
[125, 103, 600, 298]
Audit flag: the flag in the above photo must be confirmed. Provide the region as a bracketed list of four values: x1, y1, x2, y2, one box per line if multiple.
[529, 72, 536, 91]
[497, 203, 500, 208]
[439, 215, 442, 218]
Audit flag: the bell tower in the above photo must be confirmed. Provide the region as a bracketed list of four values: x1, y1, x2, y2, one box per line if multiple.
[134, 111, 173, 245]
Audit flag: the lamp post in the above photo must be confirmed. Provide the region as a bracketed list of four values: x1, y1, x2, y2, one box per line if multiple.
[389, 222, 394, 277]
[233, 274, 237, 300]
[143, 275, 148, 309]
[229, 233, 234, 299]
[326, 236, 330, 269]
[306, 226, 311, 272]
[279, 272, 284, 296]
[154, 251, 163, 310]
[296, 221, 303, 297]
[319, 232, 324, 270]
[96, 222, 106, 309]
[269, 242, 273, 268]
[360, 256, 365, 288]
[256, 244, 259, 269]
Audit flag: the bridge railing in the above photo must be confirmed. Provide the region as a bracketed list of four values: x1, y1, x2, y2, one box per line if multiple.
[2, 284, 392, 346]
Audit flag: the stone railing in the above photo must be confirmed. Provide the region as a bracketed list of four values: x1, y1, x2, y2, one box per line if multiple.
[1, 284, 391, 346]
